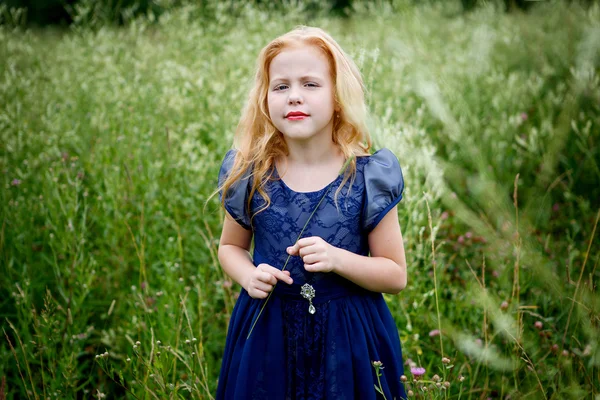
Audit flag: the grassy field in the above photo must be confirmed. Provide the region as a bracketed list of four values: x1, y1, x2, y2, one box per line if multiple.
[1, 1, 599, 398]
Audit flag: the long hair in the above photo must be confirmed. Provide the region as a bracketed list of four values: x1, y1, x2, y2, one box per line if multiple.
[218, 26, 372, 225]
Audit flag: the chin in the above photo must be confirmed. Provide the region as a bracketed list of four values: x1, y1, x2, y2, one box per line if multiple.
[282, 132, 318, 142]
[278, 127, 313, 139]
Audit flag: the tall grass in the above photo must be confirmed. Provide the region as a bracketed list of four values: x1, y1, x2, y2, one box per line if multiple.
[1, 1, 599, 398]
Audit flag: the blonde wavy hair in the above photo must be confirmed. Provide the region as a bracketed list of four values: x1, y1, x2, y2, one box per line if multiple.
[218, 26, 372, 226]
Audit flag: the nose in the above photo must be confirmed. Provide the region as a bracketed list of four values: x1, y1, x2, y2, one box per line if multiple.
[287, 87, 303, 105]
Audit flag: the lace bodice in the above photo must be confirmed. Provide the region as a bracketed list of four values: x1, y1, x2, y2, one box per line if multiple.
[218, 148, 404, 286]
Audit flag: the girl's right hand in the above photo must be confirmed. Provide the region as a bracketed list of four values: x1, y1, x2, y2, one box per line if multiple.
[245, 264, 293, 299]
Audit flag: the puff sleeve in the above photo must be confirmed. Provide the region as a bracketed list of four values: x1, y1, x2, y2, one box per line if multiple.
[362, 148, 405, 233]
[218, 149, 252, 230]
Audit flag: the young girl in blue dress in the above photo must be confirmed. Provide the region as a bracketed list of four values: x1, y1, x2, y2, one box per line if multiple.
[216, 26, 408, 399]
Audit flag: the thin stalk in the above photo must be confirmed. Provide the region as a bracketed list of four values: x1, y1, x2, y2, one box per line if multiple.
[6, 319, 38, 400]
[562, 208, 600, 346]
[247, 156, 353, 339]
[512, 174, 522, 392]
[376, 371, 387, 400]
[425, 197, 443, 358]
[3, 327, 31, 400]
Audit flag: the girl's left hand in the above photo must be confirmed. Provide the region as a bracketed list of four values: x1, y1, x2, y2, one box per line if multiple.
[286, 236, 340, 273]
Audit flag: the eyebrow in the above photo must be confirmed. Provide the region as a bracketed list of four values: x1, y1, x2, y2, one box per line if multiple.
[270, 75, 323, 83]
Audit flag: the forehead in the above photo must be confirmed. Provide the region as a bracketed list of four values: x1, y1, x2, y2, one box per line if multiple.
[269, 46, 331, 81]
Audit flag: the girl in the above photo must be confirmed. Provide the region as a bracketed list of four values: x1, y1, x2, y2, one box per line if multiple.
[216, 26, 407, 399]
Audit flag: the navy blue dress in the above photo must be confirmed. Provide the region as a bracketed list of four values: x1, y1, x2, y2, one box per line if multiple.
[217, 148, 407, 400]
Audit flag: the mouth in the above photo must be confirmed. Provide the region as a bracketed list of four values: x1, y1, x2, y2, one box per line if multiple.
[285, 111, 309, 120]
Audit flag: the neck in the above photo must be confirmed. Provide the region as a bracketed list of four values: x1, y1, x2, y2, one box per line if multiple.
[286, 140, 340, 166]
[283, 126, 341, 166]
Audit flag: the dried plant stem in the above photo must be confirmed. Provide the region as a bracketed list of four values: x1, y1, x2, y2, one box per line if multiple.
[247, 184, 330, 339]
[183, 294, 214, 399]
[3, 327, 31, 400]
[562, 208, 600, 346]
[125, 201, 148, 295]
[512, 174, 522, 392]
[171, 292, 187, 384]
[246, 156, 353, 339]
[425, 197, 443, 358]
[0, 219, 5, 259]
[5, 320, 38, 400]
[511, 174, 521, 330]
[482, 256, 488, 348]
[504, 331, 547, 400]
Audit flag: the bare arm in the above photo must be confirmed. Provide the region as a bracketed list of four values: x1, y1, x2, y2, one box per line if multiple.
[287, 206, 407, 294]
[217, 212, 255, 287]
[218, 212, 293, 298]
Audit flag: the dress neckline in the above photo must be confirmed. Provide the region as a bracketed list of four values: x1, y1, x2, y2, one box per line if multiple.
[273, 164, 344, 195]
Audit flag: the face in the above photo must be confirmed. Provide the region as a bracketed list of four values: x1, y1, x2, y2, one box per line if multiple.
[267, 45, 337, 143]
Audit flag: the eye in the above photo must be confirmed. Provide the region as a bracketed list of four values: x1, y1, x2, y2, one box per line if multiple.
[305, 82, 319, 88]
[273, 84, 288, 91]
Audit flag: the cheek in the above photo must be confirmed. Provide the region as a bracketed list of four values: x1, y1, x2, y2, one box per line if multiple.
[316, 91, 335, 111]
[267, 93, 281, 115]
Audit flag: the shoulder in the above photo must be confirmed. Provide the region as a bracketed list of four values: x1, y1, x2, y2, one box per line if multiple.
[358, 148, 405, 232]
[219, 149, 254, 182]
[218, 149, 253, 230]
[219, 149, 238, 175]
[218, 148, 252, 195]
[357, 148, 402, 174]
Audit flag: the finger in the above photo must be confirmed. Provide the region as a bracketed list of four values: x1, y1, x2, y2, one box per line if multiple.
[257, 271, 277, 285]
[257, 263, 271, 271]
[302, 253, 320, 265]
[286, 243, 299, 255]
[297, 237, 318, 248]
[304, 262, 324, 272]
[262, 266, 294, 284]
[299, 243, 320, 258]
[250, 289, 268, 299]
[272, 270, 294, 285]
[254, 281, 273, 293]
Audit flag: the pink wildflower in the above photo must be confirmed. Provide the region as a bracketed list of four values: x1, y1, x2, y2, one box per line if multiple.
[11, 179, 21, 186]
[429, 329, 441, 337]
[521, 112, 528, 121]
[410, 367, 425, 377]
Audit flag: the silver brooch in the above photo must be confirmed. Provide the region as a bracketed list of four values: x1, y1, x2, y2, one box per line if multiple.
[300, 283, 316, 314]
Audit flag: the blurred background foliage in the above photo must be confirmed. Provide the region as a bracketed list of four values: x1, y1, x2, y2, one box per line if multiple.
[2, 0, 598, 27]
[1, 0, 599, 398]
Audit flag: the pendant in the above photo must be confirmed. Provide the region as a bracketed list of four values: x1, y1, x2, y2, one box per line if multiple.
[300, 283, 316, 315]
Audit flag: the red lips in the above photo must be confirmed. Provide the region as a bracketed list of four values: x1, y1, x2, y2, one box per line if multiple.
[286, 111, 308, 118]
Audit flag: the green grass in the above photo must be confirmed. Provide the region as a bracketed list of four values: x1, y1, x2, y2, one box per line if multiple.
[1, 1, 599, 398]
